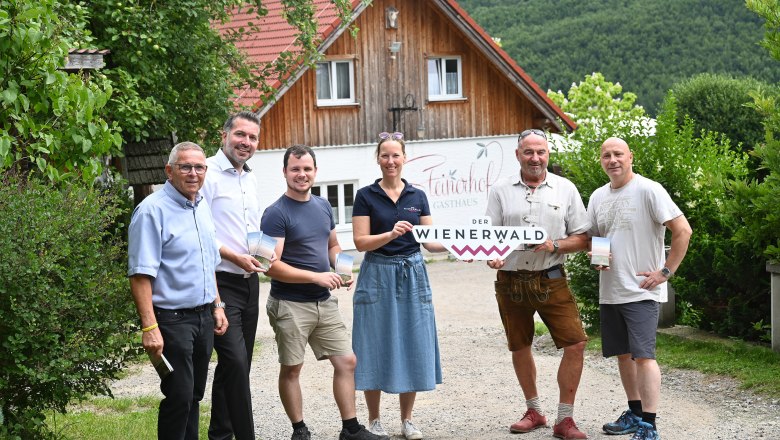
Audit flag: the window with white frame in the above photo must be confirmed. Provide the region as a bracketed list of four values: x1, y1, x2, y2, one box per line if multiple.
[427, 56, 462, 100]
[311, 182, 356, 226]
[315, 60, 355, 105]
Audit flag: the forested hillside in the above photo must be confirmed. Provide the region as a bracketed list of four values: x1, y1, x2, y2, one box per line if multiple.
[458, 0, 780, 114]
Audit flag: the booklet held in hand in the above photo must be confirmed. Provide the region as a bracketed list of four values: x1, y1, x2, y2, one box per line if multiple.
[335, 253, 354, 284]
[150, 353, 174, 380]
[591, 236, 610, 267]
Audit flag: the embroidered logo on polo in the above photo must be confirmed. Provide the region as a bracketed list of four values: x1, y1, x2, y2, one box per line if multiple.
[413, 216, 547, 260]
[404, 206, 422, 213]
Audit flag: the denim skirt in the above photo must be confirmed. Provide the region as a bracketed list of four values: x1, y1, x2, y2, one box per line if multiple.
[352, 251, 442, 393]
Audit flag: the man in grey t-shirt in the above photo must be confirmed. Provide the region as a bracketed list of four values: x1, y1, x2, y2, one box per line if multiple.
[588, 137, 692, 440]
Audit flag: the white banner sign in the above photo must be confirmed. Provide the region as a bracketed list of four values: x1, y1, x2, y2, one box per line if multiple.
[413, 217, 547, 260]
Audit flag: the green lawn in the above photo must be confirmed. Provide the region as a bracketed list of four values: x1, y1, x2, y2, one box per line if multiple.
[587, 333, 780, 397]
[48, 397, 210, 440]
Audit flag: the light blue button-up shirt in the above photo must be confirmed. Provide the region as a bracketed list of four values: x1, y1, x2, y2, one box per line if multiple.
[128, 181, 221, 309]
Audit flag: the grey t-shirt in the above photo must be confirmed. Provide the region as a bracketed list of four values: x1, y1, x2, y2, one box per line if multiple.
[261, 194, 335, 302]
[587, 174, 683, 304]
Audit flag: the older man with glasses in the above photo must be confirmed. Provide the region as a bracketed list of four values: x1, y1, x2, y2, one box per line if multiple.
[485, 129, 591, 439]
[128, 142, 227, 440]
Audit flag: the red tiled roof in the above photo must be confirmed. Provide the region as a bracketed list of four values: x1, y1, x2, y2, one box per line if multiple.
[217, 0, 575, 130]
[215, 1, 362, 108]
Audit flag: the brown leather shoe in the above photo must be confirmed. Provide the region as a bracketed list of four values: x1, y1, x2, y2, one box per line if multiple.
[553, 417, 588, 439]
[510, 408, 548, 433]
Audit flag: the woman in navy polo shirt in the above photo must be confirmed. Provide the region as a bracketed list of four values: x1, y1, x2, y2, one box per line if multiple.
[351, 132, 446, 440]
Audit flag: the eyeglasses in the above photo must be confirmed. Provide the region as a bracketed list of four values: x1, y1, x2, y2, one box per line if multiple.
[518, 129, 547, 142]
[175, 163, 208, 175]
[378, 131, 404, 141]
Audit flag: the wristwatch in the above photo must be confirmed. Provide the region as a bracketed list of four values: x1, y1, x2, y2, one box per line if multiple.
[660, 267, 673, 278]
[552, 240, 560, 254]
[213, 301, 226, 309]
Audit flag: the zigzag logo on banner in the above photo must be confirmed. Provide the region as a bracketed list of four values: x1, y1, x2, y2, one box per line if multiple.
[450, 244, 511, 257]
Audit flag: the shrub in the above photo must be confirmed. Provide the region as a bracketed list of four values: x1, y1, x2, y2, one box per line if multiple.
[0, 174, 139, 439]
[671, 73, 777, 180]
[672, 73, 769, 153]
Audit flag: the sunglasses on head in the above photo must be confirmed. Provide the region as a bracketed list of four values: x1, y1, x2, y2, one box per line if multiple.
[378, 131, 404, 141]
[518, 128, 547, 142]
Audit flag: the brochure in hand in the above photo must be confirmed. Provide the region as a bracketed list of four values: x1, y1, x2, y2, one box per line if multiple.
[248, 232, 276, 271]
[150, 353, 173, 380]
[334, 253, 354, 283]
[591, 236, 611, 267]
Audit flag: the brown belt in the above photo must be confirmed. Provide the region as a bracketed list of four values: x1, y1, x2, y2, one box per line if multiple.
[502, 264, 564, 279]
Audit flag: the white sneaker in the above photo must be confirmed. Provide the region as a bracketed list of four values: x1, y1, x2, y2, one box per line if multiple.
[368, 418, 388, 436]
[402, 419, 423, 440]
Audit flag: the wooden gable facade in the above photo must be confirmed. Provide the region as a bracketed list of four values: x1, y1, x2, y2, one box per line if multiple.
[224, 0, 575, 150]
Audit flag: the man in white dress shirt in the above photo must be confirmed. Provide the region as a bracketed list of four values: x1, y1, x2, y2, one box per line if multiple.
[201, 111, 265, 440]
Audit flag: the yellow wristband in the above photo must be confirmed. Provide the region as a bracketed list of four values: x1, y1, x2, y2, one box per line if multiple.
[141, 323, 159, 332]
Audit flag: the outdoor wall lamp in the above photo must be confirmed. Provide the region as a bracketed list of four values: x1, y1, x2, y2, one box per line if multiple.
[416, 122, 426, 139]
[389, 41, 402, 59]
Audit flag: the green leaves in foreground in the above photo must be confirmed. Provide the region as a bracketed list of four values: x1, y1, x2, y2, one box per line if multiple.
[0, 0, 123, 183]
[0, 176, 138, 438]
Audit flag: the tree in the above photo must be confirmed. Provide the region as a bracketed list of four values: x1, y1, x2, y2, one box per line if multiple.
[548, 72, 652, 200]
[458, 0, 780, 115]
[733, 0, 780, 265]
[2, 0, 361, 179]
[85, 0, 359, 148]
[0, 0, 123, 182]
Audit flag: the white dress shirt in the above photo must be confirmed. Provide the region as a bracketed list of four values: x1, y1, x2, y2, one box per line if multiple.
[201, 149, 262, 274]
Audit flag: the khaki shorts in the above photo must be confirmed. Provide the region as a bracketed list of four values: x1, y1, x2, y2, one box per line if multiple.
[266, 295, 352, 365]
[494, 269, 587, 350]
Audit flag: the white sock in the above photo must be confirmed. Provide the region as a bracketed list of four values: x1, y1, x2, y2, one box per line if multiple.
[556, 403, 574, 424]
[526, 396, 543, 414]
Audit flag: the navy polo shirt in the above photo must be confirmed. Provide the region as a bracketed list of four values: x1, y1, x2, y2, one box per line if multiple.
[352, 179, 431, 256]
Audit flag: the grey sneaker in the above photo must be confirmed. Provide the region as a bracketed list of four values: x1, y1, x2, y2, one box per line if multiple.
[339, 425, 389, 440]
[291, 425, 311, 440]
[402, 419, 423, 440]
[368, 418, 388, 436]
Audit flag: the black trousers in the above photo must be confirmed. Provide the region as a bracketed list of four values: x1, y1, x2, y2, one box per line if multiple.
[156, 305, 214, 440]
[208, 272, 260, 440]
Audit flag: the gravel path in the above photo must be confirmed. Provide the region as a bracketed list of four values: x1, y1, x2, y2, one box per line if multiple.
[111, 260, 780, 439]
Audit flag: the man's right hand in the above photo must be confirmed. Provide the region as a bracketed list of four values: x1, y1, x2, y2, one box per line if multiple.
[312, 271, 344, 290]
[587, 251, 611, 271]
[234, 253, 264, 272]
[142, 327, 164, 359]
[487, 259, 505, 269]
